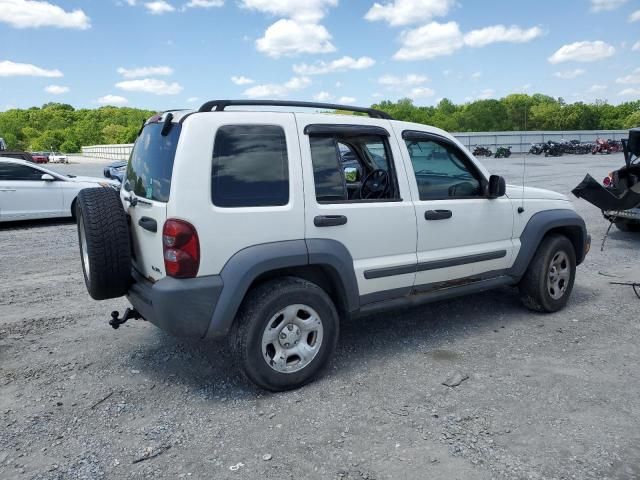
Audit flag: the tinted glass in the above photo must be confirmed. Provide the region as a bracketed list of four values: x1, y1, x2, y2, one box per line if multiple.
[212, 125, 289, 208]
[126, 122, 181, 203]
[405, 139, 482, 200]
[311, 137, 347, 202]
[0, 162, 44, 181]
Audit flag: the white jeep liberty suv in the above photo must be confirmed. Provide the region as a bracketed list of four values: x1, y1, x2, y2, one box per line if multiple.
[76, 100, 590, 391]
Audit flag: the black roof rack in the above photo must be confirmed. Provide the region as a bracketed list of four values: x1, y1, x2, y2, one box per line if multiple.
[197, 100, 393, 120]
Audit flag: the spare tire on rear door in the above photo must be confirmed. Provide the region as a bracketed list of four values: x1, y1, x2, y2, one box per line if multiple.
[76, 187, 132, 300]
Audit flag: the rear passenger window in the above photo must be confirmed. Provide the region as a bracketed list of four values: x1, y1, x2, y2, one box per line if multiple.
[212, 125, 289, 208]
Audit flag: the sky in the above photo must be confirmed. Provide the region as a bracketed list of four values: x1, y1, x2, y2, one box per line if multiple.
[0, 0, 639, 111]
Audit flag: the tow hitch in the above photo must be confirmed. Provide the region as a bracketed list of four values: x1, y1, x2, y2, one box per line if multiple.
[109, 308, 141, 329]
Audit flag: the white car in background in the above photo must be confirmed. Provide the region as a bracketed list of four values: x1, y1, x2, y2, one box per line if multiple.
[0, 158, 118, 222]
[49, 152, 69, 164]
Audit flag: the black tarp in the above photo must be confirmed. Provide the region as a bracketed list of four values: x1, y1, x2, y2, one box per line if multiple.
[572, 174, 640, 211]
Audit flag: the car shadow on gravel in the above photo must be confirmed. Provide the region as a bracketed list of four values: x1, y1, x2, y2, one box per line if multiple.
[0, 218, 75, 231]
[125, 283, 594, 398]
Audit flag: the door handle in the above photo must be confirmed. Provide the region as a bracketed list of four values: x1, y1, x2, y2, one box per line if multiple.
[425, 210, 452, 221]
[314, 215, 348, 227]
[138, 216, 157, 232]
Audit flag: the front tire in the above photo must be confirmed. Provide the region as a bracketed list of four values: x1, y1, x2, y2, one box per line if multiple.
[519, 234, 576, 313]
[230, 277, 339, 391]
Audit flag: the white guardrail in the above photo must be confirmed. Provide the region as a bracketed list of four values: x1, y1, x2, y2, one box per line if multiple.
[81, 129, 629, 160]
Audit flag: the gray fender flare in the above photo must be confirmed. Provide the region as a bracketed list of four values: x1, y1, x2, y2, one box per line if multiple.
[509, 209, 588, 279]
[204, 239, 359, 338]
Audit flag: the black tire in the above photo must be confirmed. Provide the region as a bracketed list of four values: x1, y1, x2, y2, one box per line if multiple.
[518, 234, 576, 313]
[76, 187, 131, 300]
[229, 277, 339, 391]
[616, 221, 640, 232]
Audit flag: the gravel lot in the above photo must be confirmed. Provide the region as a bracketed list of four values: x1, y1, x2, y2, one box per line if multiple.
[1, 154, 639, 480]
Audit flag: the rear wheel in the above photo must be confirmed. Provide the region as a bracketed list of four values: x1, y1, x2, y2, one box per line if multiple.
[230, 277, 339, 391]
[76, 187, 131, 300]
[519, 234, 576, 313]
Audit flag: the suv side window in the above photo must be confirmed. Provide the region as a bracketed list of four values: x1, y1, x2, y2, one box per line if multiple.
[404, 137, 483, 200]
[211, 125, 289, 208]
[0, 162, 43, 181]
[309, 133, 399, 203]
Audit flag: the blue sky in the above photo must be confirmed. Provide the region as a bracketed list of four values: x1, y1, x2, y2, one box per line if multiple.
[0, 0, 639, 111]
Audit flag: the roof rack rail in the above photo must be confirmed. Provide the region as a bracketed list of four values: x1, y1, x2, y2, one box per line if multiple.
[197, 100, 393, 120]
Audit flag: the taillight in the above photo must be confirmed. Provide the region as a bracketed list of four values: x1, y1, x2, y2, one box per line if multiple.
[162, 219, 199, 278]
[603, 173, 613, 187]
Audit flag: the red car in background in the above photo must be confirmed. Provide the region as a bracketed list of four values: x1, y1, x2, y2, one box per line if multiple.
[30, 152, 49, 163]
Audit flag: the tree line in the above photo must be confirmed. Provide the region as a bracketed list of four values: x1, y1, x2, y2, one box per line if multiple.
[0, 96, 638, 153]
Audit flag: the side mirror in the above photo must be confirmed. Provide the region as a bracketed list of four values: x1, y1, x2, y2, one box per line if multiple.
[41, 173, 56, 182]
[344, 167, 359, 183]
[488, 175, 506, 198]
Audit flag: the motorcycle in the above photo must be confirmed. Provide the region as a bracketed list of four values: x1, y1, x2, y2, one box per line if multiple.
[494, 146, 512, 158]
[472, 145, 493, 157]
[543, 141, 563, 157]
[529, 143, 544, 155]
[592, 138, 613, 155]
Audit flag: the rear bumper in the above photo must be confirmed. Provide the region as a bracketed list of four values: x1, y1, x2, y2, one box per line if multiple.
[127, 270, 223, 338]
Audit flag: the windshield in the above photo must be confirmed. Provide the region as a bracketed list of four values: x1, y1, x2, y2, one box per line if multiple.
[125, 122, 181, 202]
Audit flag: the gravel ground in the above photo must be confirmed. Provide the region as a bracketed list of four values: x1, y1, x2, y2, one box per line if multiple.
[1, 154, 639, 480]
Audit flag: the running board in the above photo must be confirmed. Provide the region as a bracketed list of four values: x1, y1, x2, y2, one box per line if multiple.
[357, 276, 515, 317]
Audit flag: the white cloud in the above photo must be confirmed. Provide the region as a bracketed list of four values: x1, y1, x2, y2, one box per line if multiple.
[0, 0, 90, 29]
[471, 71, 482, 80]
[477, 88, 495, 100]
[293, 56, 375, 75]
[548, 40, 616, 63]
[183, 0, 223, 8]
[243, 76, 311, 98]
[117, 66, 173, 78]
[364, 0, 455, 26]
[313, 91, 333, 101]
[394, 21, 464, 60]
[463, 25, 543, 48]
[186, 96, 200, 102]
[553, 68, 586, 79]
[615, 68, 640, 84]
[124, 0, 137, 5]
[144, 1, 175, 14]
[618, 87, 640, 96]
[256, 19, 335, 57]
[231, 75, 255, 85]
[590, 0, 626, 12]
[337, 96, 356, 104]
[44, 85, 69, 94]
[587, 84, 607, 92]
[0, 60, 62, 77]
[96, 95, 129, 106]
[409, 86, 435, 98]
[379, 73, 429, 87]
[632, 41, 640, 51]
[239, 0, 337, 22]
[630, 10, 640, 22]
[116, 78, 183, 95]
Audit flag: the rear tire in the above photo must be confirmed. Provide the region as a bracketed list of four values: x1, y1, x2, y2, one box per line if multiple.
[229, 277, 339, 391]
[76, 187, 131, 300]
[519, 234, 576, 313]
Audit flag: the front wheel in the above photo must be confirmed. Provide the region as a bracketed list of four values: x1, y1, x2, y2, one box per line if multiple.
[519, 234, 576, 313]
[229, 277, 339, 391]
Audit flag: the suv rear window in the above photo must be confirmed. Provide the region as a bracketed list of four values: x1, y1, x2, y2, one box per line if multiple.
[211, 125, 289, 208]
[125, 122, 181, 202]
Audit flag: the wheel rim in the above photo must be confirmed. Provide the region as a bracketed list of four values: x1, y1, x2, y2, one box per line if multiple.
[547, 251, 570, 300]
[261, 304, 324, 374]
[79, 219, 90, 279]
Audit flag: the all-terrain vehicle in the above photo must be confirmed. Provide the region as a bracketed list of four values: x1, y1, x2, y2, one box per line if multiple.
[573, 128, 640, 232]
[75, 100, 590, 391]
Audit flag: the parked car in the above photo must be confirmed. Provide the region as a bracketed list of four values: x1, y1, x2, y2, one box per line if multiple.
[49, 152, 69, 164]
[103, 160, 127, 183]
[75, 100, 590, 391]
[573, 128, 640, 232]
[0, 151, 34, 162]
[31, 152, 49, 163]
[0, 157, 119, 222]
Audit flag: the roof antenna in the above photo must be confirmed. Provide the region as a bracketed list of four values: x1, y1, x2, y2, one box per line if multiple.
[518, 100, 528, 214]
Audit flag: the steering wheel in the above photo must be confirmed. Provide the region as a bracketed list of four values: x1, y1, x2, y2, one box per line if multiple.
[360, 169, 390, 199]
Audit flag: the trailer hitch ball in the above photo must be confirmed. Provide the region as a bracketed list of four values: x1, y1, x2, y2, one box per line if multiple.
[109, 308, 141, 329]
